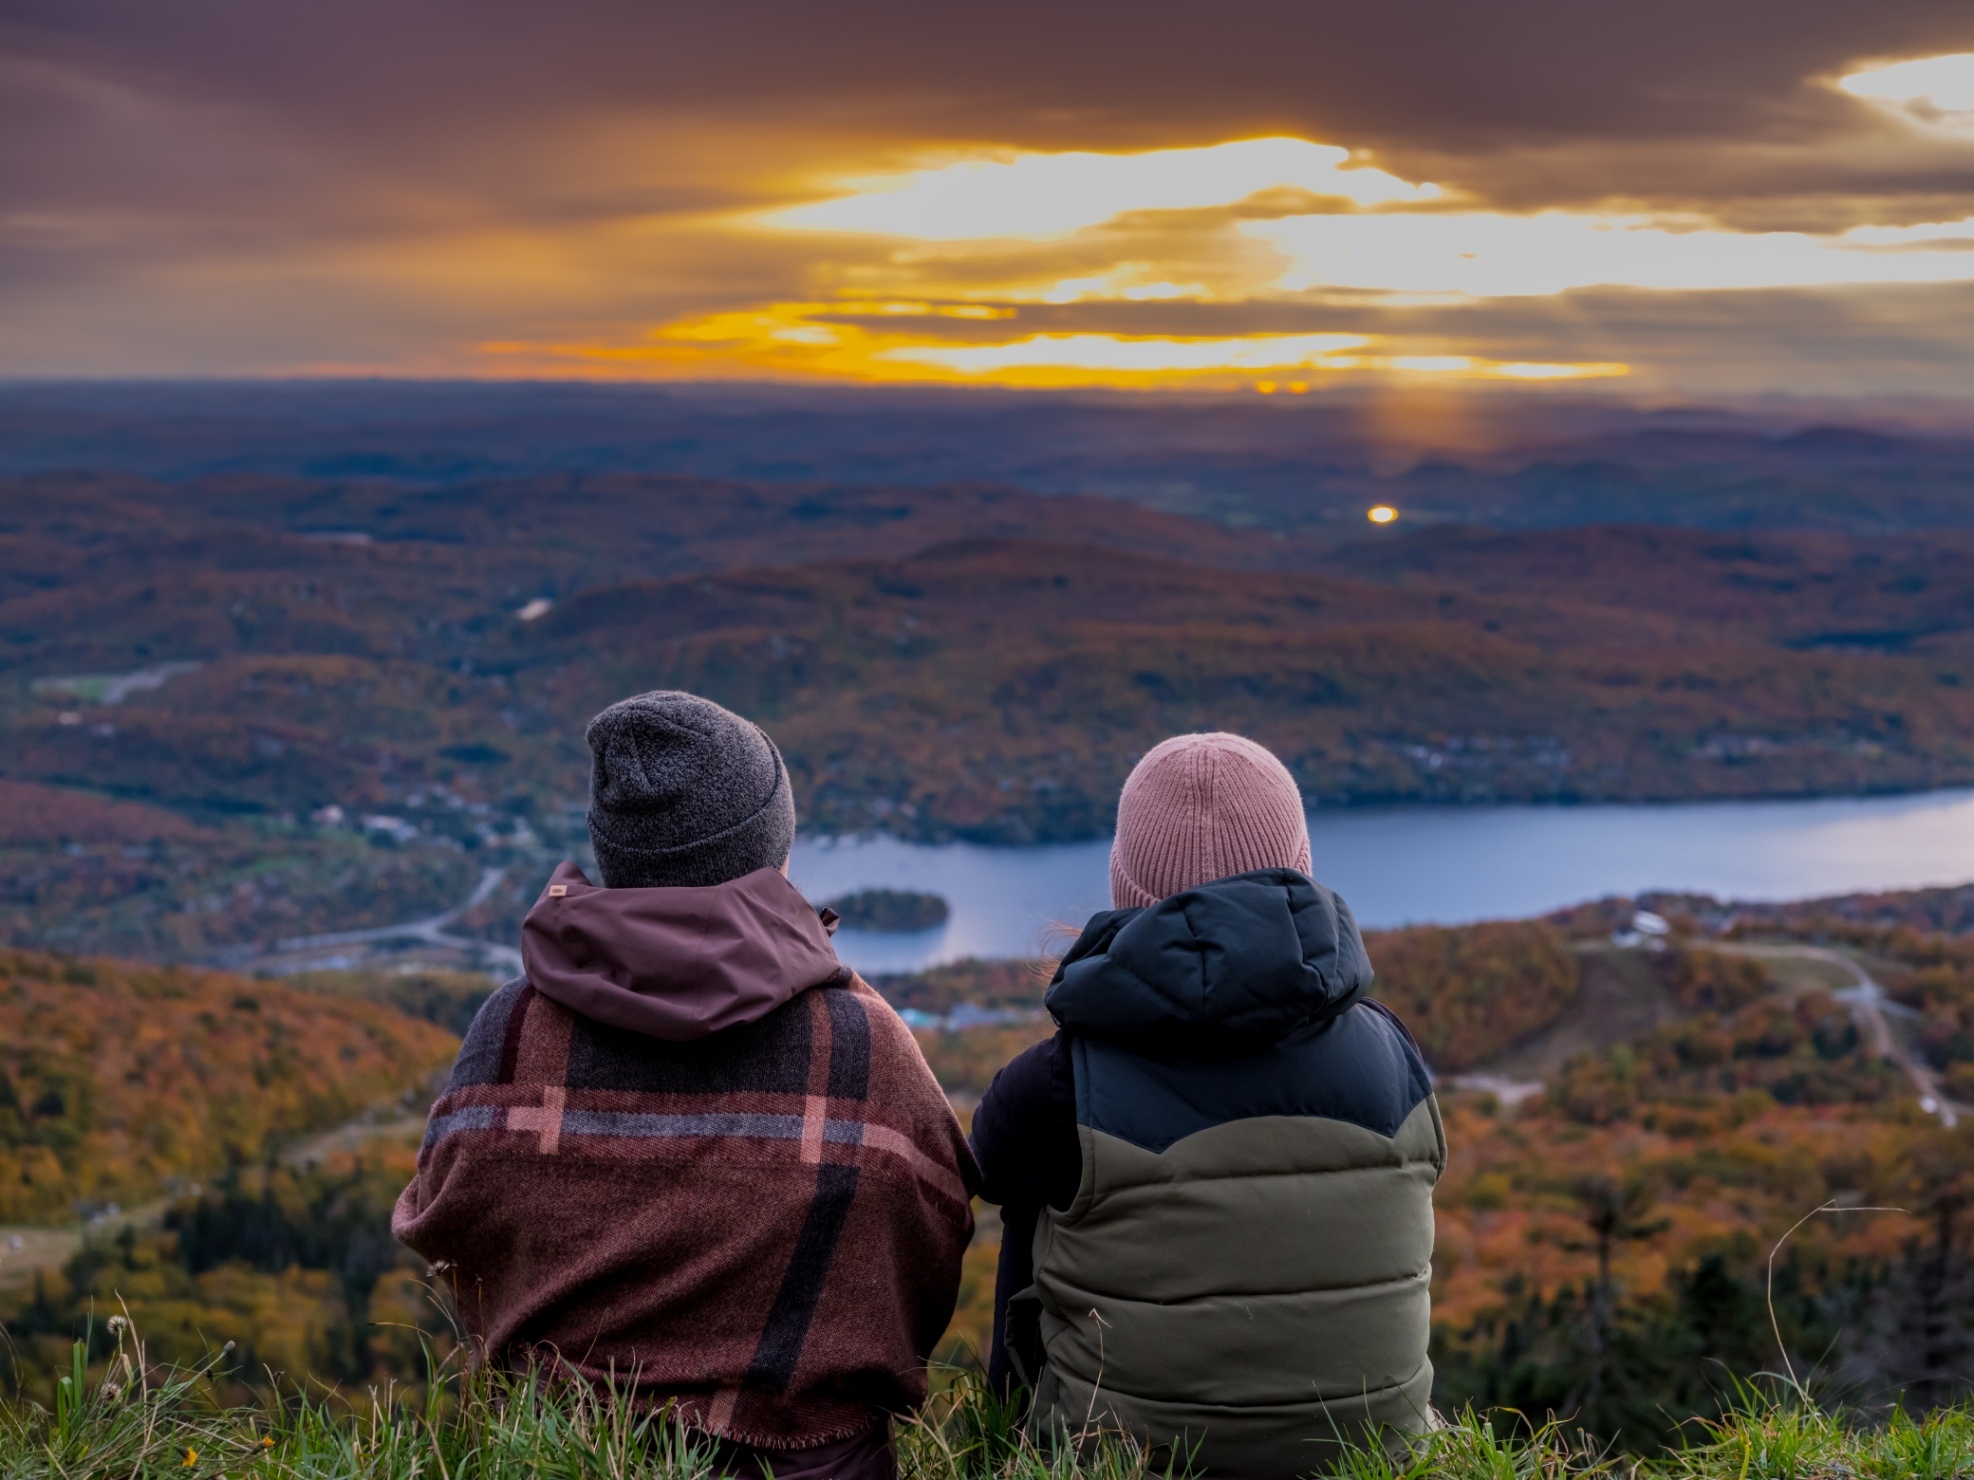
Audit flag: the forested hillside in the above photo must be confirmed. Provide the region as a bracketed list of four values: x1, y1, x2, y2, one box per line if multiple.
[0, 952, 456, 1222]
[5, 468, 1974, 957]
[7, 896, 1974, 1447]
[5, 1151, 433, 1407]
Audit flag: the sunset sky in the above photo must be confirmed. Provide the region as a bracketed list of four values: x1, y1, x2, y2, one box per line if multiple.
[9, 1, 1974, 395]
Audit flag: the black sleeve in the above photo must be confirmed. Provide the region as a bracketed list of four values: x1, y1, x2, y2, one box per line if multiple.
[970, 1031, 1080, 1211]
[968, 1031, 1080, 1395]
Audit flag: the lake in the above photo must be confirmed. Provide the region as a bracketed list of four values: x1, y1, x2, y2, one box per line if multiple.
[789, 787, 1974, 974]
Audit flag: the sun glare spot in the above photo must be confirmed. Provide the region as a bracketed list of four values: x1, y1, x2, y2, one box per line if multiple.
[767, 137, 1439, 242]
[1368, 506, 1398, 524]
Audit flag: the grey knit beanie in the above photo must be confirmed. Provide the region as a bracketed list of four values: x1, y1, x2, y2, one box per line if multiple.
[584, 691, 797, 889]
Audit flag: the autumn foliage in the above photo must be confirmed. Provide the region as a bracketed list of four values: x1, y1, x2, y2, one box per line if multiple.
[1667, 946, 1772, 1013]
[0, 952, 457, 1222]
[8, 1148, 440, 1402]
[1365, 920, 1580, 1071]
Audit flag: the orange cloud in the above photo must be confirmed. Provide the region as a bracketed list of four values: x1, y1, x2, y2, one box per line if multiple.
[486, 298, 1628, 388]
[13, 5, 1974, 392]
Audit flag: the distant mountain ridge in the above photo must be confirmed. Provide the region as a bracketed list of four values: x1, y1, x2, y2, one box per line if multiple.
[6, 381, 1974, 534]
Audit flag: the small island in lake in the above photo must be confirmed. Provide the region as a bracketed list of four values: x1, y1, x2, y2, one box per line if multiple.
[823, 888, 951, 933]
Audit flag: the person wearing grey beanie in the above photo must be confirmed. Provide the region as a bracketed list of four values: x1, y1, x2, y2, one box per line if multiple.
[585, 690, 798, 889]
[396, 689, 975, 1480]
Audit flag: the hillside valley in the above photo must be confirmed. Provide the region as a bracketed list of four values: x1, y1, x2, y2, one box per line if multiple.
[5, 459, 1974, 960]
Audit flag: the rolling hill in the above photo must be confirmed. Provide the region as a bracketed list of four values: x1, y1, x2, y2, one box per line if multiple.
[0, 951, 457, 1224]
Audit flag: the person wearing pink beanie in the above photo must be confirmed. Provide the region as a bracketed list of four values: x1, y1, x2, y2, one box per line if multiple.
[970, 732, 1445, 1478]
[1108, 732, 1314, 911]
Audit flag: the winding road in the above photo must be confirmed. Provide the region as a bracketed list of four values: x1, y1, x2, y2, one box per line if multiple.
[1446, 939, 1968, 1128]
[1750, 942, 1967, 1129]
[275, 865, 523, 975]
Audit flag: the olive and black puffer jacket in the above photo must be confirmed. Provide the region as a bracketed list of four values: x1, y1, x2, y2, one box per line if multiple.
[970, 868, 1444, 1480]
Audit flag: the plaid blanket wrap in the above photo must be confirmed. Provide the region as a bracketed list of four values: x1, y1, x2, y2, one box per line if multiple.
[393, 973, 977, 1447]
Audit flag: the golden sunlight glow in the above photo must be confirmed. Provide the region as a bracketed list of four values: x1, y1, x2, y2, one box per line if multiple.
[1840, 53, 1974, 130]
[486, 113, 1974, 388]
[488, 302, 1631, 388]
[1337, 355, 1624, 380]
[830, 300, 1017, 319]
[766, 137, 1439, 241]
[1038, 276, 1213, 304]
[1491, 361, 1625, 381]
[761, 131, 1974, 316]
[882, 332, 1369, 374]
[1368, 506, 1398, 524]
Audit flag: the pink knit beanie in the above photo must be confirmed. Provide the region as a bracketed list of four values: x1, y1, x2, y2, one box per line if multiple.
[1109, 732, 1312, 910]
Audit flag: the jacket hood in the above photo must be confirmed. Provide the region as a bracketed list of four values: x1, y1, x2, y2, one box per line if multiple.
[520, 860, 846, 1040]
[1044, 868, 1373, 1052]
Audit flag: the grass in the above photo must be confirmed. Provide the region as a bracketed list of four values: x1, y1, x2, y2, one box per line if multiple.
[6, 1321, 1974, 1480]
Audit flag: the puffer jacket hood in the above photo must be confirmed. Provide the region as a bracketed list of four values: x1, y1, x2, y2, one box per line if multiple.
[1044, 867, 1372, 1052]
[519, 860, 846, 1040]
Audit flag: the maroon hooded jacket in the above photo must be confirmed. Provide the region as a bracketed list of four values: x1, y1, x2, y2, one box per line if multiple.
[393, 861, 977, 1453]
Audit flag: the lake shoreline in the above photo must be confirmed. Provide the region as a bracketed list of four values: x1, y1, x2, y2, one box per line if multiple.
[792, 786, 1974, 973]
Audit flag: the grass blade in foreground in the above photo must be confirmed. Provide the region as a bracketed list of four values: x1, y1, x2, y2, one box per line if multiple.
[5, 1331, 1972, 1479]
